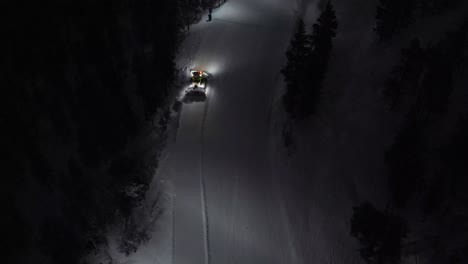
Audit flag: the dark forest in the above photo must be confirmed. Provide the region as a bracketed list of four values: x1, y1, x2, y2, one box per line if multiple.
[2, 0, 468, 263]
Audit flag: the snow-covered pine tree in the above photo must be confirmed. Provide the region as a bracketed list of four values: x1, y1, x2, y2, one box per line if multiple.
[310, 0, 337, 62]
[281, 19, 311, 118]
[298, 0, 337, 118]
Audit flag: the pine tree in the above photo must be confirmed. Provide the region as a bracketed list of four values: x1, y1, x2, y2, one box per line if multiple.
[418, 0, 462, 16]
[281, 19, 311, 118]
[419, 20, 468, 115]
[2, 1, 187, 262]
[179, 0, 202, 30]
[351, 202, 409, 264]
[281, 2, 337, 120]
[384, 18, 467, 115]
[311, 0, 338, 60]
[419, 46, 452, 115]
[385, 110, 426, 207]
[375, 0, 417, 41]
[299, 0, 337, 118]
[384, 39, 426, 110]
[440, 117, 468, 215]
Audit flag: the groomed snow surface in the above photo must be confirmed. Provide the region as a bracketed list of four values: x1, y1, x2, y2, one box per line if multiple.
[89, 0, 468, 263]
[170, 0, 300, 263]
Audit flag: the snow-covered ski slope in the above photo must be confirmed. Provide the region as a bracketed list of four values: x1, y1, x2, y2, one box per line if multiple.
[170, 0, 299, 263]
[88, 0, 468, 263]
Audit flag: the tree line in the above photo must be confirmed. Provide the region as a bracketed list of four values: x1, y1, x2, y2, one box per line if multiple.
[375, 0, 463, 41]
[281, 1, 338, 121]
[351, 18, 468, 263]
[1, 0, 214, 263]
[280, 0, 466, 261]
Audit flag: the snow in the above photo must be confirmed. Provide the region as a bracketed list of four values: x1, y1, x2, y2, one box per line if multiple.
[90, 0, 299, 263]
[272, 1, 468, 263]
[170, 0, 300, 263]
[89, 0, 468, 263]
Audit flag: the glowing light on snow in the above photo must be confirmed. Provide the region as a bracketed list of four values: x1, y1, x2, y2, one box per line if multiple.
[205, 61, 224, 76]
[216, 0, 251, 21]
[190, 61, 224, 77]
[205, 85, 214, 98]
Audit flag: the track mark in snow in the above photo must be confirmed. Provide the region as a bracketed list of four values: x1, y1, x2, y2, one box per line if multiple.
[171, 192, 176, 264]
[200, 89, 212, 264]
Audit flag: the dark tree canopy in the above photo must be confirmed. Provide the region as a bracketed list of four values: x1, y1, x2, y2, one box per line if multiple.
[375, 0, 417, 40]
[384, 20, 467, 117]
[439, 117, 468, 211]
[375, 0, 464, 40]
[378, 18, 468, 262]
[297, 0, 337, 118]
[1, 1, 211, 263]
[385, 111, 426, 208]
[419, 0, 462, 15]
[384, 39, 426, 110]
[281, 1, 337, 120]
[351, 202, 409, 264]
[281, 19, 312, 118]
[311, 0, 338, 58]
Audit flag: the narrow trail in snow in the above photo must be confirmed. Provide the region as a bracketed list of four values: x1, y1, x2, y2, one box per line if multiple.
[171, 188, 176, 264]
[169, 0, 301, 263]
[200, 87, 212, 264]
